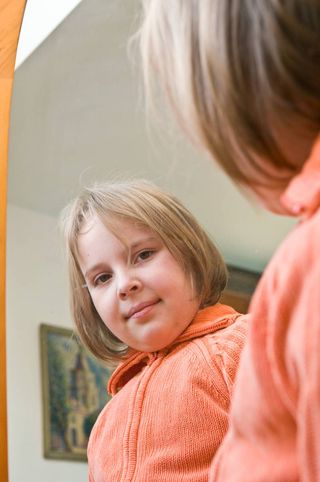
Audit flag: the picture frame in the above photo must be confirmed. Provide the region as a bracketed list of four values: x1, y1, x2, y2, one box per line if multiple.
[221, 265, 261, 313]
[40, 324, 112, 462]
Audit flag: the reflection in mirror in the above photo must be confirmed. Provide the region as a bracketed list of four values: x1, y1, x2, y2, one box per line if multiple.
[7, 1, 295, 480]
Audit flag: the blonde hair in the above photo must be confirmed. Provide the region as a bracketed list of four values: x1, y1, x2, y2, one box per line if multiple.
[61, 179, 227, 365]
[139, 0, 320, 185]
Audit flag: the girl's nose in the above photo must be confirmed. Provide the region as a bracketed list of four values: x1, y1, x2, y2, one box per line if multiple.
[117, 276, 142, 299]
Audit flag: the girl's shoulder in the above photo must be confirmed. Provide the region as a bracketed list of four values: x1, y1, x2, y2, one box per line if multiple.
[199, 313, 249, 353]
[251, 206, 320, 314]
[190, 314, 249, 396]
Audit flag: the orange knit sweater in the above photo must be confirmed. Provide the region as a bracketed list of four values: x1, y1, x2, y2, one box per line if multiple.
[210, 138, 320, 481]
[88, 304, 248, 482]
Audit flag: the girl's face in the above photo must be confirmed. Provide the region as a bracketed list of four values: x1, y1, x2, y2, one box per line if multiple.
[77, 215, 200, 352]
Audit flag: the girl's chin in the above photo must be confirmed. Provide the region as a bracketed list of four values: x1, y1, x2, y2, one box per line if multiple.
[249, 185, 293, 216]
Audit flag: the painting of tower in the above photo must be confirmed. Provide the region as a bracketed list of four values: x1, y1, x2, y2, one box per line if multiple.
[40, 324, 112, 461]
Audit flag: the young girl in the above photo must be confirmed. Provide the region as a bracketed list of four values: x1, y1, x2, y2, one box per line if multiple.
[139, 1, 320, 481]
[61, 179, 248, 482]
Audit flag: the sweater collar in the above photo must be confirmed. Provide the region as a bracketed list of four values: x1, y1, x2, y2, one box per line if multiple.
[281, 134, 320, 219]
[108, 303, 238, 395]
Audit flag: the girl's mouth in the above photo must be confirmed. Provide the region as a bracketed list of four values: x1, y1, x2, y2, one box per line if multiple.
[126, 300, 160, 319]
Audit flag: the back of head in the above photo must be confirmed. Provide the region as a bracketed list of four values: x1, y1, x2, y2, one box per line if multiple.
[139, 0, 320, 186]
[61, 179, 227, 364]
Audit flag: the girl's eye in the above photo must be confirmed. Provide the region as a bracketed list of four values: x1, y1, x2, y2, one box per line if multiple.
[136, 249, 155, 262]
[94, 273, 111, 286]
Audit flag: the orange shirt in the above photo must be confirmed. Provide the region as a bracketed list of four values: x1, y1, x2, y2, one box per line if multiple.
[210, 137, 320, 482]
[88, 304, 248, 482]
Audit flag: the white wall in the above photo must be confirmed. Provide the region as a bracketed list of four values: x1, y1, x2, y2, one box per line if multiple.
[9, 0, 296, 273]
[6, 204, 87, 482]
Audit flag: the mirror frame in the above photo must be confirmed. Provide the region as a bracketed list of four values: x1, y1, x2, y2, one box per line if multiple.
[0, 1, 27, 480]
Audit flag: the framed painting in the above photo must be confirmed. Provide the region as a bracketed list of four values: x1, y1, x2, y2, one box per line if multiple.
[40, 324, 112, 462]
[221, 265, 261, 313]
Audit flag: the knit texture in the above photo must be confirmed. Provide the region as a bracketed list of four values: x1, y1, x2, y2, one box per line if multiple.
[210, 136, 320, 482]
[88, 304, 248, 482]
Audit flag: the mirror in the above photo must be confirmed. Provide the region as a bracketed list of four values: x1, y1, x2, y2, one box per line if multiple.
[5, 1, 296, 480]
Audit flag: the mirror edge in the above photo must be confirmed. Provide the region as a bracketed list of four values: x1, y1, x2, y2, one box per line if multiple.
[0, 1, 27, 480]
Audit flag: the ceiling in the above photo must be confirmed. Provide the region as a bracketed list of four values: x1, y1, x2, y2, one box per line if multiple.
[15, 0, 83, 68]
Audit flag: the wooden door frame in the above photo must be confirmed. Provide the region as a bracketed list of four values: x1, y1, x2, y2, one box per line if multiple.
[0, 1, 27, 480]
